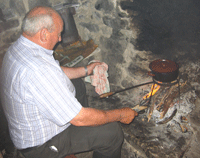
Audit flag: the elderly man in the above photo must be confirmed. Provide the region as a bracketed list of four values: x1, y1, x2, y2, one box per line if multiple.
[0, 6, 138, 158]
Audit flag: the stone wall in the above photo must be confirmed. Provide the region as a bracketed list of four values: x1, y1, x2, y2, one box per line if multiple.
[0, 0, 144, 93]
[0, 0, 66, 54]
[73, 0, 144, 88]
[1, 0, 199, 100]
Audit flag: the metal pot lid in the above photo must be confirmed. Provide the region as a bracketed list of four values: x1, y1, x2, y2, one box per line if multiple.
[149, 59, 179, 73]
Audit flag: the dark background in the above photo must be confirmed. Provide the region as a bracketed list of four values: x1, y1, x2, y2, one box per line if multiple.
[121, 0, 200, 61]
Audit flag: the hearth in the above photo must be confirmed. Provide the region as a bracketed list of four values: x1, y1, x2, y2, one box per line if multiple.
[0, 0, 200, 157]
[91, 74, 196, 157]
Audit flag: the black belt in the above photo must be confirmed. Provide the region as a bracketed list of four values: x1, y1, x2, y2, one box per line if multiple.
[19, 146, 38, 153]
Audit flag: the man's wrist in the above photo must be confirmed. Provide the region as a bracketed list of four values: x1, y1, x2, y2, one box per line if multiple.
[84, 66, 88, 77]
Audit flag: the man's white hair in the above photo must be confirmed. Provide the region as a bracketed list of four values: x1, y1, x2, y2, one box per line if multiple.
[22, 12, 54, 36]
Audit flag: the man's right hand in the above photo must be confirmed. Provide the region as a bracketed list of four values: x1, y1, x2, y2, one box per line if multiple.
[70, 107, 138, 127]
[118, 107, 138, 124]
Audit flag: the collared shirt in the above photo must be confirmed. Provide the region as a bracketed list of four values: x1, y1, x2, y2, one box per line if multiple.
[0, 35, 82, 149]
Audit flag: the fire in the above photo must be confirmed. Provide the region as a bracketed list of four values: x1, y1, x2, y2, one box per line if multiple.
[143, 84, 160, 99]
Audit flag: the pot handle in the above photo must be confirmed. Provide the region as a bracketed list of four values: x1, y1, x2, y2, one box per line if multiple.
[148, 71, 155, 76]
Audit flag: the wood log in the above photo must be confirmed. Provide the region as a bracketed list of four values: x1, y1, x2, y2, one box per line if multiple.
[156, 83, 178, 111]
[157, 108, 177, 124]
[147, 88, 161, 122]
[132, 104, 148, 112]
[160, 81, 187, 119]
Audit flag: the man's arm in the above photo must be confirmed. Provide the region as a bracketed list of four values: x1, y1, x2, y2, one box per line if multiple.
[70, 107, 138, 126]
[61, 62, 102, 79]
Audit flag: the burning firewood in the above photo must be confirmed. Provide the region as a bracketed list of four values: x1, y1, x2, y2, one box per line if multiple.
[181, 116, 188, 123]
[180, 124, 188, 133]
[143, 84, 160, 99]
[147, 92, 160, 122]
[160, 81, 187, 119]
[147, 86, 162, 122]
[156, 83, 178, 111]
[174, 120, 188, 133]
[132, 104, 148, 112]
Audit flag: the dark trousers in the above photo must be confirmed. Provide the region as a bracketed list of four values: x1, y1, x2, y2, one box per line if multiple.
[21, 79, 124, 158]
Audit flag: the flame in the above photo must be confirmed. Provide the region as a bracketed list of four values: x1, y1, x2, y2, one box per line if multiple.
[143, 84, 160, 99]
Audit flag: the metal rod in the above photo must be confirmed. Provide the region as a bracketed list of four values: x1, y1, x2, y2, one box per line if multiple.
[100, 81, 153, 98]
[115, 81, 154, 93]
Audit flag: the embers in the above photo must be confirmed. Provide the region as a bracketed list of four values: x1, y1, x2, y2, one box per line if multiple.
[140, 79, 187, 126]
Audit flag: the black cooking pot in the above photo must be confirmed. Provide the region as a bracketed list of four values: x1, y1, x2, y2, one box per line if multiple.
[148, 59, 179, 83]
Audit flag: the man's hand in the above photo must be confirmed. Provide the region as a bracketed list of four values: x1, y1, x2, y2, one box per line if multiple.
[119, 107, 138, 124]
[70, 107, 138, 126]
[61, 61, 107, 79]
[86, 62, 102, 75]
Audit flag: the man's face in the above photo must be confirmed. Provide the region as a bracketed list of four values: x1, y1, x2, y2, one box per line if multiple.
[48, 13, 63, 50]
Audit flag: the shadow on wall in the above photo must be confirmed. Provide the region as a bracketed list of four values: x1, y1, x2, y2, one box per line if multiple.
[120, 0, 200, 59]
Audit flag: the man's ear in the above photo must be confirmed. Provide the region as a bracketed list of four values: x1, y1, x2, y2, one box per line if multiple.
[40, 28, 48, 42]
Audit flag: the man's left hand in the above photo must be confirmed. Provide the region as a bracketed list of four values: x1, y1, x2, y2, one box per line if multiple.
[86, 62, 102, 76]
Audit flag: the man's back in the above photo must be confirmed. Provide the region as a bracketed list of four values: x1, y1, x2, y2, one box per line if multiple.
[0, 35, 81, 149]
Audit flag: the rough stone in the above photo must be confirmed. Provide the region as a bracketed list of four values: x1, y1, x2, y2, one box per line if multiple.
[103, 16, 128, 30]
[92, 11, 101, 21]
[95, 0, 114, 13]
[0, 44, 10, 54]
[0, 5, 16, 20]
[101, 26, 112, 38]
[10, 0, 26, 17]
[79, 22, 99, 32]
[128, 63, 147, 77]
[0, 19, 19, 33]
[28, 0, 51, 9]
[2, 30, 21, 44]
